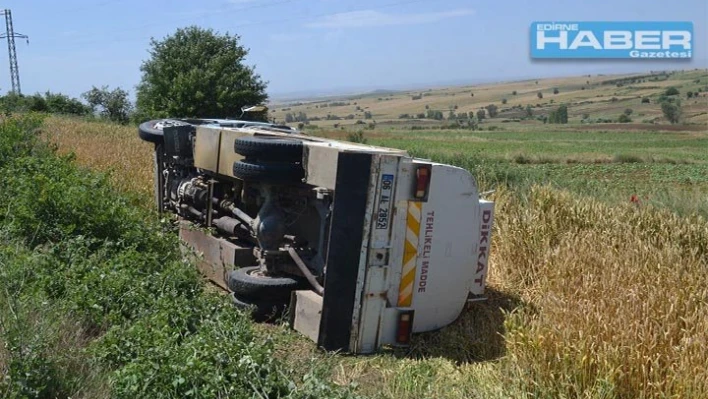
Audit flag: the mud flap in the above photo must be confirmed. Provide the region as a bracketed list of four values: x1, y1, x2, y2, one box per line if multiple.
[317, 152, 372, 352]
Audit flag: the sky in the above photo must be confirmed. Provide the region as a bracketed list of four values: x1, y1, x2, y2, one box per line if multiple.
[5, 0, 708, 100]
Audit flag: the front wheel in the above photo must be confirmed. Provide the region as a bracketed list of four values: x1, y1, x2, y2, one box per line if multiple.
[227, 266, 305, 300]
[234, 136, 303, 162]
[138, 119, 192, 143]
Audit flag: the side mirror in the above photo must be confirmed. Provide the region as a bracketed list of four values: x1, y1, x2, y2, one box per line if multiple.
[239, 105, 269, 121]
[241, 105, 268, 114]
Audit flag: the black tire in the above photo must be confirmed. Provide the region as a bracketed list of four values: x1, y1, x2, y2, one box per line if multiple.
[232, 160, 304, 184]
[234, 136, 303, 162]
[138, 120, 165, 143]
[227, 266, 304, 300]
[231, 292, 288, 323]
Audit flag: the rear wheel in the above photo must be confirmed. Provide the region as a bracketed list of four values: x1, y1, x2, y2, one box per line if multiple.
[232, 160, 304, 184]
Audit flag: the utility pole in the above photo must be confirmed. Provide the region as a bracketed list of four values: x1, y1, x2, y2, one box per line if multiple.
[0, 10, 28, 94]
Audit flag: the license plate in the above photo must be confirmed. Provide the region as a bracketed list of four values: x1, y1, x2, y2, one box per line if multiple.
[376, 174, 394, 229]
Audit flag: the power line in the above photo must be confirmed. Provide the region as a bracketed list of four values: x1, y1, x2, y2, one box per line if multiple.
[0, 9, 28, 94]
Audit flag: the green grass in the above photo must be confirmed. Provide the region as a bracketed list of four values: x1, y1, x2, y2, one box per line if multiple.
[0, 114, 359, 399]
[364, 128, 708, 217]
[370, 129, 708, 163]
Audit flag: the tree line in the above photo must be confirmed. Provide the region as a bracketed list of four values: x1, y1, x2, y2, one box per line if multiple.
[3, 26, 269, 125]
[0, 86, 134, 124]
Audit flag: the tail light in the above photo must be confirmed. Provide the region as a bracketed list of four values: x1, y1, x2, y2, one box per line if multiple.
[395, 309, 415, 345]
[414, 165, 431, 199]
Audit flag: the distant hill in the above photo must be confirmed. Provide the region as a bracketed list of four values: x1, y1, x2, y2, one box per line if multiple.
[269, 69, 708, 127]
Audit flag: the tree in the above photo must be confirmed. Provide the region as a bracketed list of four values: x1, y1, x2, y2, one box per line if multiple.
[470, 92, 474, 97]
[664, 87, 679, 96]
[548, 104, 568, 124]
[618, 114, 632, 123]
[136, 26, 267, 119]
[426, 110, 443, 120]
[512, 90, 517, 95]
[364, 111, 372, 119]
[501, 98, 507, 104]
[624, 108, 633, 116]
[553, 88, 559, 94]
[485, 104, 498, 118]
[525, 104, 533, 118]
[27, 94, 48, 112]
[43, 92, 92, 115]
[537, 92, 543, 99]
[83, 86, 133, 124]
[0, 93, 46, 114]
[660, 99, 681, 124]
[347, 131, 367, 144]
[476, 109, 486, 120]
[641, 97, 650, 104]
[687, 91, 694, 99]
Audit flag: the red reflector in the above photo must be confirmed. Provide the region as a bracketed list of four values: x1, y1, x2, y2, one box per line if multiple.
[396, 310, 415, 345]
[415, 165, 431, 199]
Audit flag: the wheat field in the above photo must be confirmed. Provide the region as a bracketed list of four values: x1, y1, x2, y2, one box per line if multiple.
[44, 116, 155, 200]
[45, 85, 708, 398]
